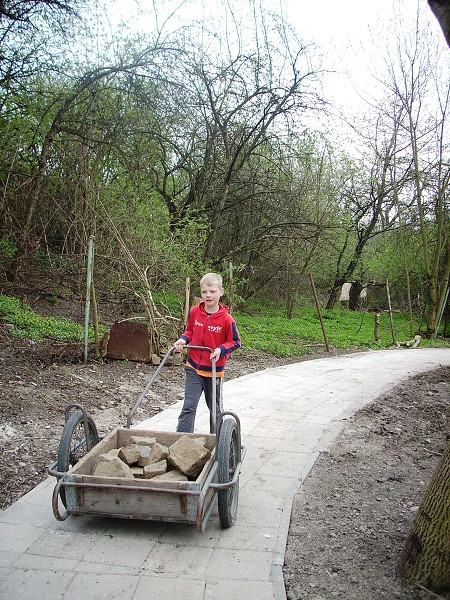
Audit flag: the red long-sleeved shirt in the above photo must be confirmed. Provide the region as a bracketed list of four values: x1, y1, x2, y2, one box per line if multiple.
[180, 302, 241, 377]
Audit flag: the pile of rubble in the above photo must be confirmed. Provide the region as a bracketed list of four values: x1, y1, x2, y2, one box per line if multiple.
[91, 435, 211, 482]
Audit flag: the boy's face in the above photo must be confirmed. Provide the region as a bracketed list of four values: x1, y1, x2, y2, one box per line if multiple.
[200, 284, 223, 311]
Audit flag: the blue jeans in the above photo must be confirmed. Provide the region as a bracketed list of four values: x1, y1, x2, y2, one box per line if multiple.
[176, 368, 223, 433]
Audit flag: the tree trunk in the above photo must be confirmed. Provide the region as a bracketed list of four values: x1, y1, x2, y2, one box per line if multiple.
[428, 0, 450, 47]
[398, 440, 450, 595]
[427, 241, 450, 337]
[204, 184, 229, 261]
[348, 281, 363, 311]
[444, 294, 449, 336]
[326, 277, 346, 310]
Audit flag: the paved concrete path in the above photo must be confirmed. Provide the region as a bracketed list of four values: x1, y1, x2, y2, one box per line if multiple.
[1, 348, 449, 600]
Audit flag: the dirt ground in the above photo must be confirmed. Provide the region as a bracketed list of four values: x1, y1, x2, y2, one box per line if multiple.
[283, 366, 449, 600]
[0, 293, 448, 599]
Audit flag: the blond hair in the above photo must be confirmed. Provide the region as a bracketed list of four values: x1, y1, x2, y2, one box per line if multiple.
[200, 272, 223, 288]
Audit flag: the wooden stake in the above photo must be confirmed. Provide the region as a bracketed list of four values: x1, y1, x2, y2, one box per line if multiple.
[184, 277, 190, 325]
[83, 235, 94, 364]
[386, 279, 397, 346]
[309, 273, 330, 352]
[374, 313, 380, 342]
[228, 262, 234, 314]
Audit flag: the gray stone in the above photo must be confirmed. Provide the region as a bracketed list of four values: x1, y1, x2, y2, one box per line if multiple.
[131, 466, 145, 478]
[95, 449, 121, 465]
[168, 435, 211, 478]
[118, 444, 142, 465]
[151, 353, 161, 365]
[137, 445, 151, 466]
[105, 448, 121, 457]
[147, 442, 169, 464]
[127, 436, 157, 447]
[192, 437, 207, 447]
[92, 456, 134, 478]
[152, 469, 188, 482]
[143, 460, 168, 479]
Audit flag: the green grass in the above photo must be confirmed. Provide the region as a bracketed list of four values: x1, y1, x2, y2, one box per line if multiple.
[0, 293, 447, 355]
[234, 305, 448, 357]
[0, 294, 103, 342]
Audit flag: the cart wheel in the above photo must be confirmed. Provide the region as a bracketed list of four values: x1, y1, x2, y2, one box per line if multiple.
[57, 410, 99, 507]
[217, 417, 241, 528]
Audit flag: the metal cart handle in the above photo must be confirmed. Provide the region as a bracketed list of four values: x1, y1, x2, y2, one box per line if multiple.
[126, 345, 216, 429]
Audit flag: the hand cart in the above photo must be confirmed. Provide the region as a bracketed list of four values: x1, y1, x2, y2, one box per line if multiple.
[48, 346, 246, 531]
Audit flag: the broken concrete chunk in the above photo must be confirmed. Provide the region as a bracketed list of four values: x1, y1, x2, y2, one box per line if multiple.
[143, 460, 168, 479]
[104, 448, 121, 457]
[147, 442, 169, 465]
[92, 457, 134, 478]
[118, 444, 142, 465]
[192, 437, 207, 447]
[137, 445, 152, 467]
[151, 353, 161, 365]
[95, 449, 121, 465]
[127, 436, 157, 447]
[131, 466, 145, 478]
[168, 435, 211, 478]
[152, 469, 188, 482]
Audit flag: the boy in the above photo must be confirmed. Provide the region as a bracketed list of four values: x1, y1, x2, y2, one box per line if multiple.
[174, 273, 241, 433]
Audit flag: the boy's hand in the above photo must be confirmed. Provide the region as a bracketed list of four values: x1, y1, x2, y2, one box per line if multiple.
[210, 348, 221, 361]
[174, 339, 186, 353]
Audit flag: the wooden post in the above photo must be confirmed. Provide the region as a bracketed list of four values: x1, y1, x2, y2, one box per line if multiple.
[83, 235, 94, 364]
[386, 279, 397, 346]
[90, 272, 100, 358]
[434, 286, 449, 340]
[309, 273, 330, 352]
[184, 277, 190, 325]
[228, 262, 234, 314]
[374, 313, 380, 342]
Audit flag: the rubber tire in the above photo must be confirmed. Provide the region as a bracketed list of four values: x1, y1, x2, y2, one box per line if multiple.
[57, 410, 99, 507]
[217, 417, 241, 528]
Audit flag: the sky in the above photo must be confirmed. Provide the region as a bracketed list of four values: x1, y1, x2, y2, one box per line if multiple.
[101, 0, 448, 141]
[282, 1, 444, 107]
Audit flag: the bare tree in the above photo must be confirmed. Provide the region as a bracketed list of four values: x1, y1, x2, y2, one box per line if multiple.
[381, 8, 450, 336]
[135, 9, 325, 266]
[325, 117, 406, 309]
[0, 0, 82, 23]
[195, 49, 322, 261]
[214, 134, 338, 308]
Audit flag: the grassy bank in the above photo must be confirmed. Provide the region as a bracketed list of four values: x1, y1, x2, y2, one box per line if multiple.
[235, 305, 447, 357]
[0, 293, 447, 356]
[0, 294, 103, 342]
